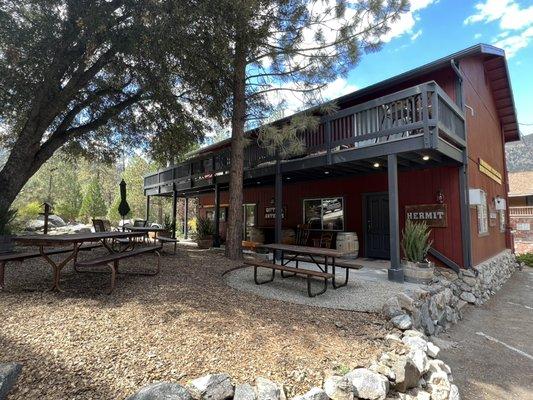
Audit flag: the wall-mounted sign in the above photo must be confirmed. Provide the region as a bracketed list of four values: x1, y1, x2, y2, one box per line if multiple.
[489, 207, 498, 227]
[479, 158, 502, 185]
[265, 206, 286, 220]
[405, 204, 448, 228]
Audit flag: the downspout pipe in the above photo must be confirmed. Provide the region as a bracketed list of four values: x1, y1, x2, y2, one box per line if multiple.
[451, 59, 475, 272]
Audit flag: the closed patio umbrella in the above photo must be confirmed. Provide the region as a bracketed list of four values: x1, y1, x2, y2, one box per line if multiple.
[118, 179, 131, 230]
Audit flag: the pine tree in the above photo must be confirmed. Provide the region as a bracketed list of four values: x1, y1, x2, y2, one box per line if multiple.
[79, 178, 108, 221]
[55, 170, 82, 222]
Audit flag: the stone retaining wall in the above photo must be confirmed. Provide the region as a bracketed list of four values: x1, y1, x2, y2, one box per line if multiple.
[128, 329, 459, 400]
[382, 250, 520, 336]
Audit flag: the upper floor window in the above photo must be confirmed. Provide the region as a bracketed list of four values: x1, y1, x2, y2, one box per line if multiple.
[477, 190, 488, 235]
[303, 197, 344, 231]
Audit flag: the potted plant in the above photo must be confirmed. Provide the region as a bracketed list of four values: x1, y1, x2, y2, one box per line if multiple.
[196, 216, 214, 249]
[401, 220, 434, 283]
[162, 214, 174, 237]
[0, 207, 17, 254]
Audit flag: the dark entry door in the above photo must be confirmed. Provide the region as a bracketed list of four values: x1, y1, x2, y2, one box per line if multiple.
[365, 193, 390, 259]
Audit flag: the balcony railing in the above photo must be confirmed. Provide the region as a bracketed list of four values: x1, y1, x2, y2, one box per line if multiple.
[510, 206, 533, 217]
[144, 81, 465, 194]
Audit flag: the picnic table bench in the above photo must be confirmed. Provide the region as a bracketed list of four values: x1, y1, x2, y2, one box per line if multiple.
[244, 259, 334, 297]
[75, 245, 162, 294]
[0, 243, 101, 290]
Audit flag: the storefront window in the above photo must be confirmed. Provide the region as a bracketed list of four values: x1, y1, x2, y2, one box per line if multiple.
[477, 190, 488, 235]
[303, 197, 344, 231]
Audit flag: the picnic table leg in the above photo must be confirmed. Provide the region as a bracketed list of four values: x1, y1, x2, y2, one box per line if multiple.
[106, 261, 118, 294]
[40, 243, 81, 292]
[331, 257, 349, 289]
[307, 276, 328, 297]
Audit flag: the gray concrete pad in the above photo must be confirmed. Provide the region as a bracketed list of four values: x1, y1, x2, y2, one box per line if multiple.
[438, 268, 533, 400]
[225, 258, 421, 312]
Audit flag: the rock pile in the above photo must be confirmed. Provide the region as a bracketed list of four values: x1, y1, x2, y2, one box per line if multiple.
[382, 250, 519, 335]
[127, 330, 458, 400]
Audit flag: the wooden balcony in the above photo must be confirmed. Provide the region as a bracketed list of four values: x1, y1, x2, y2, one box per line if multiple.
[144, 81, 466, 196]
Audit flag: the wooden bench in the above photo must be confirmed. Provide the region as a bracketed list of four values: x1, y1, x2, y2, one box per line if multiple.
[0, 244, 101, 290]
[287, 255, 364, 288]
[157, 236, 179, 254]
[74, 245, 162, 294]
[244, 259, 334, 297]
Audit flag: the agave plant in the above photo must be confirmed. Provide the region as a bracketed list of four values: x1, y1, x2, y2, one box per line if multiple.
[0, 207, 17, 236]
[401, 220, 433, 263]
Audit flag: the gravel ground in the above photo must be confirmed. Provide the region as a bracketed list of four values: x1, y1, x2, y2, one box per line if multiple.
[226, 261, 420, 312]
[0, 245, 387, 399]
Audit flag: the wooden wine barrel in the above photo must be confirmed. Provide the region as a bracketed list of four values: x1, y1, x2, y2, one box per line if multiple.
[336, 232, 359, 258]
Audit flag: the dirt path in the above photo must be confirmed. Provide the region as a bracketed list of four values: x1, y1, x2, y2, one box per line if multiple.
[438, 268, 533, 400]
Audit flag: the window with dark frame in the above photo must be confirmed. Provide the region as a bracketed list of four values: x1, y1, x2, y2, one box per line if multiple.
[303, 197, 344, 231]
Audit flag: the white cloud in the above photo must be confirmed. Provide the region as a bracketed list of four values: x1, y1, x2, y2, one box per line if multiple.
[474, 33, 482, 39]
[382, 0, 437, 42]
[410, 29, 423, 41]
[464, 0, 533, 58]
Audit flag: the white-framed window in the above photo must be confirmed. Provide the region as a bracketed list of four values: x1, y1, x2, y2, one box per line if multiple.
[303, 197, 344, 231]
[477, 190, 489, 235]
[499, 210, 506, 233]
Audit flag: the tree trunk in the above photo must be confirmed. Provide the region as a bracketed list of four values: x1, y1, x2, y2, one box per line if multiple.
[225, 37, 247, 260]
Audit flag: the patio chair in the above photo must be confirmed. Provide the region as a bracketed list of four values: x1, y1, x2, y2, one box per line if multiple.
[312, 231, 334, 248]
[295, 224, 310, 246]
[133, 219, 147, 227]
[92, 219, 130, 247]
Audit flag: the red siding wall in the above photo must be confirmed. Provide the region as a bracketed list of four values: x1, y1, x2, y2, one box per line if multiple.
[460, 55, 509, 265]
[199, 165, 464, 266]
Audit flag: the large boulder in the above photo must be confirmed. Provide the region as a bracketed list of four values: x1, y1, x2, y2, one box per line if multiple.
[127, 382, 193, 400]
[345, 368, 389, 400]
[234, 384, 256, 400]
[255, 377, 286, 400]
[187, 374, 234, 400]
[323, 376, 353, 400]
[0, 363, 22, 400]
[292, 387, 329, 400]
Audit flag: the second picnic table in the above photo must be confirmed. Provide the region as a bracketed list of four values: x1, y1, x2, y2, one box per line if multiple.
[247, 243, 354, 297]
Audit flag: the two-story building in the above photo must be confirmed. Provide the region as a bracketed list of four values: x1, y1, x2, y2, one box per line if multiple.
[143, 44, 520, 281]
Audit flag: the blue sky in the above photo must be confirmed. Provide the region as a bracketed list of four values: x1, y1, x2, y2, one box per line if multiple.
[322, 0, 533, 136]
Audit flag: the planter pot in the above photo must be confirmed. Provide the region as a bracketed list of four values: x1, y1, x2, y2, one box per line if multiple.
[0, 235, 14, 254]
[196, 236, 213, 249]
[402, 260, 434, 284]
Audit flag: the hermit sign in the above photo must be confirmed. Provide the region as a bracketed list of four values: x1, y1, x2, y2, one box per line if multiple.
[405, 204, 448, 228]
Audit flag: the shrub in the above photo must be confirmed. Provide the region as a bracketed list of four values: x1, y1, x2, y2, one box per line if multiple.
[17, 201, 42, 221]
[0, 207, 17, 236]
[401, 220, 433, 263]
[196, 216, 214, 240]
[516, 253, 533, 268]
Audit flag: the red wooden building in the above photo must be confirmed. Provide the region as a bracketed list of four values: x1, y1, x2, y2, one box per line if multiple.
[143, 44, 520, 281]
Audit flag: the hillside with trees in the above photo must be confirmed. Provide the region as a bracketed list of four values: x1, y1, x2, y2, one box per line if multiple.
[506, 134, 533, 172]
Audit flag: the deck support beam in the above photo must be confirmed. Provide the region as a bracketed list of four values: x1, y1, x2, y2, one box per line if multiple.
[387, 154, 403, 283]
[275, 160, 282, 259]
[184, 197, 189, 239]
[145, 195, 151, 222]
[459, 160, 473, 268]
[171, 190, 178, 239]
[213, 183, 221, 247]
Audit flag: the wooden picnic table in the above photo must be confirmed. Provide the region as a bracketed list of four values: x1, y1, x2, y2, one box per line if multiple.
[124, 226, 167, 233]
[257, 243, 353, 290]
[13, 231, 145, 291]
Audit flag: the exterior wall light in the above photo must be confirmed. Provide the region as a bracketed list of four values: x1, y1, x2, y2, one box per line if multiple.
[324, 171, 330, 175]
[422, 155, 430, 161]
[436, 190, 445, 204]
[373, 162, 380, 168]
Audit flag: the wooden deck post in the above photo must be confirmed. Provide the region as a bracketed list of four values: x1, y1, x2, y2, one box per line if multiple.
[145, 195, 150, 222]
[275, 159, 282, 259]
[171, 190, 178, 239]
[184, 197, 189, 239]
[213, 183, 221, 247]
[387, 154, 403, 282]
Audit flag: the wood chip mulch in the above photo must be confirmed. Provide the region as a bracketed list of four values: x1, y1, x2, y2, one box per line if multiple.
[0, 245, 388, 399]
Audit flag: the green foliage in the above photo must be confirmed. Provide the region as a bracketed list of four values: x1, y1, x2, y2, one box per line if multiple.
[196, 216, 214, 240]
[17, 201, 41, 221]
[79, 178, 108, 221]
[516, 253, 533, 268]
[163, 214, 173, 234]
[401, 220, 433, 263]
[0, 207, 16, 235]
[54, 170, 83, 222]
